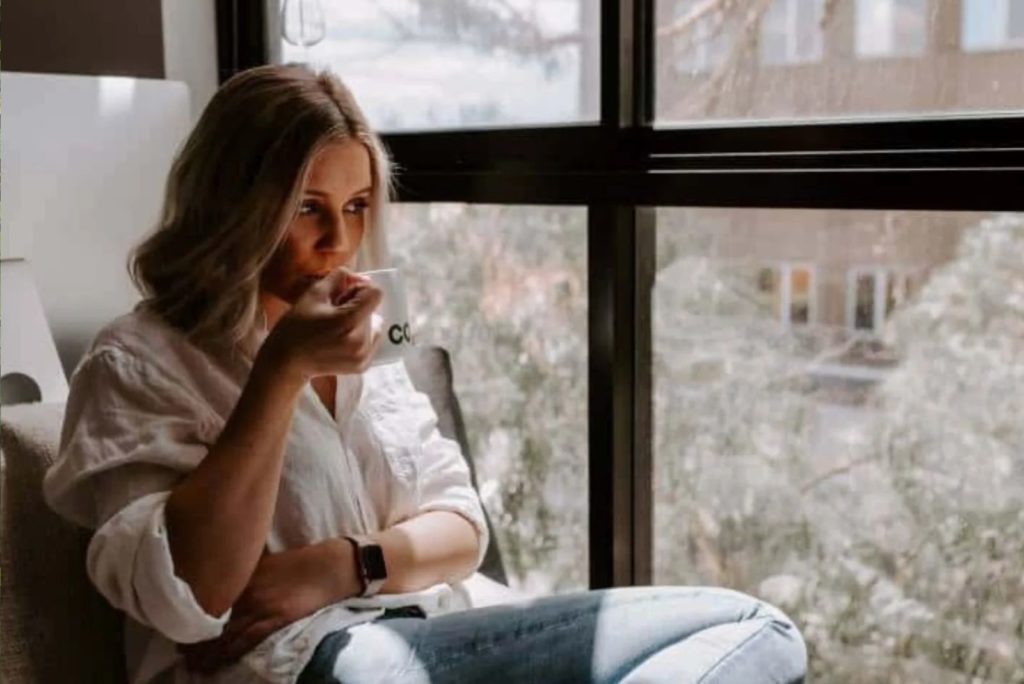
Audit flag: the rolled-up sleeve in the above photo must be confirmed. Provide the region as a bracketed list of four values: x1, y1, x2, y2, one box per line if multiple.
[87, 491, 231, 643]
[42, 346, 230, 643]
[377, 364, 490, 574]
[415, 427, 491, 573]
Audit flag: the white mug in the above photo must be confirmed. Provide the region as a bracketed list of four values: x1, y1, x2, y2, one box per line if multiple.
[360, 268, 413, 366]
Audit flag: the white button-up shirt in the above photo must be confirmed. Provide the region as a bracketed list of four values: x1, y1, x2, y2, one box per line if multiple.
[42, 308, 494, 684]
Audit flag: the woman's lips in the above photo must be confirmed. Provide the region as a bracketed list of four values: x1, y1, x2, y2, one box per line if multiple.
[302, 272, 329, 282]
[301, 269, 366, 288]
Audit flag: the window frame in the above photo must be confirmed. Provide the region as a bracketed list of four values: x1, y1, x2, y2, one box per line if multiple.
[218, 0, 1024, 590]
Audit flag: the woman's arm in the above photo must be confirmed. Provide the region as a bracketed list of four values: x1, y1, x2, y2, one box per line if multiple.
[164, 344, 306, 618]
[367, 510, 481, 594]
[178, 511, 477, 674]
[166, 272, 382, 619]
[356, 362, 491, 594]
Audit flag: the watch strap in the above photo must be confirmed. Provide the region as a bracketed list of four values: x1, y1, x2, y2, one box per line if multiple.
[344, 535, 387, 598]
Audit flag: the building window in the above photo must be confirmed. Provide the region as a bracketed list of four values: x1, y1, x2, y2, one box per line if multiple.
[846, 266, 921, 332]
[760, 0, 825, 66]
[855, 0, 928, 58]
[757, 262, 817, 325]
[962, 0, 1024, 52]
[671, 0, 732, 74]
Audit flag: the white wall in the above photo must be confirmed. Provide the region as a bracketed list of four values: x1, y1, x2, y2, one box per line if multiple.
[0, 73, 192, 375]
[161, 0, 218, 120]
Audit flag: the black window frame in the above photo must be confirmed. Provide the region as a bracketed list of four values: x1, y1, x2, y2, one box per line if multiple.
[217, 0, 1024, 590]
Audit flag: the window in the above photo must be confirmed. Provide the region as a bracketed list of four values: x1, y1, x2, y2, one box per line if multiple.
[855, 0, 927, 58]
[845, 266, 922, 332]
[962, 0, 1024, 51]
[388, 203, 589, 596]
[655, 209, 1024, 681]
[760, 0, 825, 66]
[755, 263, 818, 324]
[852, 269, 878, 330]
[270, 0, 600, 131]
[221, 1, 1024, 679]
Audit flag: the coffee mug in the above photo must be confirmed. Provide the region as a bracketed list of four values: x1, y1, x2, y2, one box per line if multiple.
[359, 268, 413, 366]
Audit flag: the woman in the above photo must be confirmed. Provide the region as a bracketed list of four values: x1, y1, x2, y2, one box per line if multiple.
[42, 64, 807, 684]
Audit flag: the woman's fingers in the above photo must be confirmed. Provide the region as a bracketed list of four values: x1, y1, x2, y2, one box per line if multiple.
[267, 267, 382, 377]
[335, 282, 382, 320]
[204, 616, 289, 671]
[298, 267, 369, 310]
[179, 643, 207, 672]
[181, 638, 228, 674]
[180, 608, 261, 673]
[222, 610, 262, 643]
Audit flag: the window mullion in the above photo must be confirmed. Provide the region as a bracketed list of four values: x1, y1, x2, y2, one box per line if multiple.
[590, 0, 655, 590]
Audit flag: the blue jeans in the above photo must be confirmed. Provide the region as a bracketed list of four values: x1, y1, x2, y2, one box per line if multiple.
[297, 586, 808, 683]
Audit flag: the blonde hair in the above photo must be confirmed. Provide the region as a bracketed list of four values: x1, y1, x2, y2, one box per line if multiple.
[130, 64, 392, 351]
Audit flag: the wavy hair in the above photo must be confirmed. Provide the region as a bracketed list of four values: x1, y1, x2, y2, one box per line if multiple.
[129, 64, 392, 352]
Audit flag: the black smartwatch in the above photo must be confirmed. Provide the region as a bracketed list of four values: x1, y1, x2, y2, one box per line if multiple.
[344, 535, 388, 597]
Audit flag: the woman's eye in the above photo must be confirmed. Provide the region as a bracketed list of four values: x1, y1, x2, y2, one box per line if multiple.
[344, 198, 370, 215]
[298, 201, 319, 216]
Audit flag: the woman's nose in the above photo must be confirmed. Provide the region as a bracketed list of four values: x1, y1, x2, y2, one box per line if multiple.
[318, 214, 350, 252]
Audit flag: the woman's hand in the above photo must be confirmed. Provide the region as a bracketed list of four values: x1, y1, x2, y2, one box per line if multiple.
[178, 540, 358, 674]
[260, 267, 384, 383]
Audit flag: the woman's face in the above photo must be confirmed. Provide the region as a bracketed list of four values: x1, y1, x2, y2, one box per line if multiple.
[261, 140, 373, 307]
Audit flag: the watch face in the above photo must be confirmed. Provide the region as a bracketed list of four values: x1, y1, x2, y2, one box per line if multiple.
[363, 544, 388, 581]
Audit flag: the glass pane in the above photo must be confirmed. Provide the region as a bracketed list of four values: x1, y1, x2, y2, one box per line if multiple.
[271, 0, 600, 131]
[670, 0, 734, 73]
[794, 1, 825, 61]
[857, 0, 927, 58]
[756, 266, 781, 317]
[760, 3, 791, 66]
[1013, 1, 1024, 41]
[962, 0, 1002, 50]
[790, 266, 812, 324]
[761, 0, 825, 66]
[389, 204, 588, 595]
[854, 270, 876, 330]
[963, 0, 1024, 51]
[656, 0, 1024, 123]
[654, 209, 1024, 682]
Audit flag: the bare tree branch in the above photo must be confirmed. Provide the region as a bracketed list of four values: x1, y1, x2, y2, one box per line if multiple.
[799, 453, 876, 494]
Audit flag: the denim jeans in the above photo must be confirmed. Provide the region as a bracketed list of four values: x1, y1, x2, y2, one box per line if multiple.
[296, 586, 808, 683]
